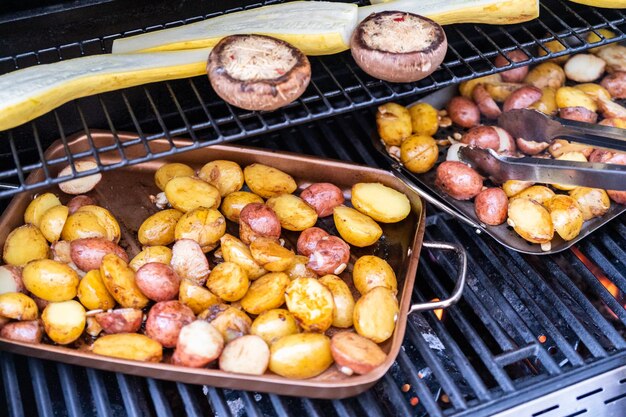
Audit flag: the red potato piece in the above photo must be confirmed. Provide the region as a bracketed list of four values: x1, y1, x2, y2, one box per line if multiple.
[135, 262, 181, 302]
[218, 334, 270, 375]
[307, 235, 351, 276]
[95, 308, 143, 334]
[172, 320, 224, 368]
[558, 107, 598, 123]
[435, 161, 483, 200]
[603, 153, 626, 204]
[447, 96, 480, 128]
[170, 239, 210, 286]
[516, 138, 549, 156]
[601, 72, 626, 99]
[0, 265, 25, 294]
[472, 84, 501, 119]
[598, 96, 626, 119]
[474, 188, 508, 225]
[330, 331, 387, 375]
[503, 86, 542, 112]
[67, 195, 97, 214]
[492, 127, 516, 154]
[145, 301, 195, 348]
[300, 183, 345, 218]
[461, 126, 500, 151]
[296, 227, 329, 257]
[494, 50, 529, 83]
[70, 238, 128, 272]
[599, 118, 626, 128]
[0, 320, 43, 344]
[239, 203, 282, 245]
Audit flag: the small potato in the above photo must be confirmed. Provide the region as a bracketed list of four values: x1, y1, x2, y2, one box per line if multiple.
[220, 234, 266, 280]
[461, 126, 500, 151]
[484, 82, 525, 102]
[251, 309, 300, 345]
[154, 162, 195, 191]
[503, 85, 542, 112]
[22, 259, 80, 302]
[241, 272, 290, 315]
[547, 195, 583, 241]
[408, 102, 439, 136]
[269, 333, 333, 379]
[239, 203, 282, 244]
[596, 44, 626, 73]
[92, 333, 162, 362]
[51, 240, 72, 264]
[494, 127, 516, 154]
[285, 255, 318, 281]
[39, 205, 69, 243]
[331, 332, 387, 376]
[0, 265, 25, 295]
[376, 103, 412, 146]
[296, 227, 329, 257]
[24, 193, 61, 227]
[77, 270, 115, 310]
[179, 279, 220, 314]
[3, 224, 49, 266]
[42, 300, 85, 345]
[129, 246, 172, 271]
[352, 183, 411, 224]
[459, 73, 502, 99]
[474, 188, 508, 226]
[70, 237, 128, 272]
[0, 320, 43, 344]
[400, 134, 439, 174]
[575, 83, 612, 102]
[307, 236, 350, 276]
[472, 84, 501, 119]
[66, 195, 97, 214]
[516, 138, 550, 156]
[198, 160, 244, 197]
[250, 238, 296, 272]
[174, 207, 226, 252]
[569, 187, 611, 221]
[353, 287, 398, 343]
[333, 206, 382, 248]
[244, 163, 297, 199]
[170, 239, 210, 286]
[219, 191, 264, 223]
[514, 185, 555, 206]
[447, 96, 480, 128]
[507, 198, 554, 244]
[76, 206, 121, 243]
[300, 183, 345, 218]
[601, 72, 626, 99]
[598, 95, 626, 119]
[145, 300, 195, 348]
[538, 39, 569, 64]
[549, 140, 594, 159]
[267, 194, 318, 232]
[0, 292, 38, 320]
[529, 87, 558, 116]
[587, 28, 616, 54]
[219, 335, 270, 375]
[135, 262, 181, 302]
[172, 320, 224, 367]
[435, 161, 483, 201]
[352, 255, 397, 296]
[285, 277, 334, 333]
[494, 50, 529, 83]
[165, 176, 221, 212]
[100, 253, 149, 309]
[556, 87, 598, 113]
[95, 308, 143, 334]
[61, 211, 107, 242]
[564, 54, 606, 83]
[199, 304, 252, 343]
[57, 161, 102, 195]
[319, 275, 354, 328]
[85, 317, 102, 337]
[206, 262, 249, 302]
[552, 152, 589, 191]
[524, 62, 566, 90]
[138, 209, 183, 246]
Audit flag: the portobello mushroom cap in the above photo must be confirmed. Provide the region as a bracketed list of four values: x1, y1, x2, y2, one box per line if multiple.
[207, 34, 311, 111]
[350, 11, 447, 83]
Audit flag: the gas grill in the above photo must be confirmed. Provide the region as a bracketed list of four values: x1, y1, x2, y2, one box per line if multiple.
[1, 1, 626, 416]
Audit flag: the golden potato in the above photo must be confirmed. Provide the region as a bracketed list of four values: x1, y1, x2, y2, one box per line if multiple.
[266, 194, 318, 231]
[138, 209, 183, 246]
[529, 87, 558, 115]
[552, 152, 589, 191]
[24, 193, 61, 227]
[0, 292, 38, 320]
[587, 28, 616, 54]
[269, 333, 333, 379]
[164, 176, 221, 212]
[502, 180, 534, 198]
[22, 259, 79, 302]
[76, 205, 120, 243]
[285, 255, 317, 280]
[219, 334, 269, 375]
[484, 82, 524, 102]
[206, 262, 249, 302]
[154, 162, 195, 191]
[555, 87, 598, 112]
[507, 198, 554, 244]
[174, 207, 226, 252]
[353, 287, 398, 343]
[285, 277, 334, 333]
[100, 253, 149, 309]
[250, 238, 295, 272]
[333, 206, 382, 247]
[243, 164, 297, 199]
[178, 279, 221, 314]
[524, 62, 566, 90]
[129, 246, 172, 271]
[400, 134, 438, 174]
[537, 40, 569, 64]
[513, 185, 555, 206]
[240, 272, 290, 315]
[251, 309, 300, 345]
[198, 160, 244, 197]
[220, 234, 266, 280]
[376, 102, 411, 147]
[3, 224, 49, 266]
[39, 205, 69, 243]
[569, 187, 611, 221]
[219, 191, 264, 223]
[352, 255, 397, 296]
[546, 195, 583, 241]
[408, 102, 439, 136]
[574, 83, 612, 102]
[77, 269, 115, 310]
[352, 183, 411, 223]
[61, 211, 107, 242]
[199, 304, 252, 343]
[42, 300, 85, 345]
[92, 333, 163, 362]
[319, 275, 354, 328]
[459, 73, 502, 99]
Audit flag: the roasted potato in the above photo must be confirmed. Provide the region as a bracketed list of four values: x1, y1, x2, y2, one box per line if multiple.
[138, 209, 183, 246]
[285, 255, 318, 281]
[331, 332, 387, 376]
[461, 126, 500, 151]
[300, 183, 345, 218]
[307, 236, 351, 276]
[250, 238, 296, 272]
[319, 274, 354, 328]
[3, 224, 49, 266]
[100, 253, 149, 309]
[596, 44, 626, 73]
[154, 162, 195, 191]
[472, 84, 502, 119]
[92, 333, 163, 362]
[333, 206, 382, 248]
[41, 300, 85, 345]
[569, 187, 611, 221]
[560, 105, 598, 123]
[435, 161, 483, 201]
[484, 82, 525, 102]
[24, 193, 61, 227]
[587, 28, 616, 54]
[285, 277, 334, 333]
[145, 300, 195, 348]
[537, 39, 569, 64]
[503, 85, 542, 112]
[459, 73, 502, 99]
[552, 152, 589, 191]
[549, 140, 595, 159]
[165, 176, 221, 212]
[0, 320, 43, 344]
[61, 211, 108, 242]
[352, 255, 397, 296]
[135, 262, 181, 302]
[206, 262, 249, 302]
[22, 259, 80, 302]
[178, 279, 221, 315]
[546, 195, 583, 241]
[575, 82, 612, 101]
[0, 292, 38, 320]
[507, 198, 554, 244]
[51, 240, 72, 264]
[296, 227, 329, 256]
[70, 237, 128, 272]
[39, 205, 69, 243]
[269, 333, 333, 379]
[408, 102, 439, 136]
[170, 239, 210, 286]
[75, 206, 120, 243]
[516, 138, 550, 156]
[0, 265, 25, 295]
[199, 304, 252, 343]
[219, 335, 270, 375]
[243, 163, 297, 199]
[494, 50, 529, 83]
[376, 103, 412, 146]
[446, 96, 480, 128]
[197, 160, 244, 197]
[220, 234, 266, 280]
[57, 160, 102, 195]
[400, 134, 439, 174]
[250, 309, 300, 345]
[353, 287, 398, 343]
[524, 62, 566, 89]
[556, 87, 598, 113]
[241, 272, 290, 315]
[129, 246, 172, 271]
[95, 308, 143, 334]
[564, 54, 606, 83]
[474, 188, 508, 226]
[219, 191, 264, 223]
[174, 207, 226, 252]
[266, 194, 318, 232]
[514, 185, 555, 206]
[172, 320, 223, 367]
[77, 269, 115, 310]
[529, 87, 558, 115]
[66, 195, 96, 214]
[239, 203, 282, 244]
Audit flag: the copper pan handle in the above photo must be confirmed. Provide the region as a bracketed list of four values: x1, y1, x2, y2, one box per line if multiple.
[408, 241, 467, 314]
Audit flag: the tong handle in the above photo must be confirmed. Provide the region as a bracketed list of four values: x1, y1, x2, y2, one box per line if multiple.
[558, 118, 626, 153]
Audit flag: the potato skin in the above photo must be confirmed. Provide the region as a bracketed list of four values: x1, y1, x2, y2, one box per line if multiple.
[507, 198, 554, 244]
[172, 320, 224, 368]
[269, 333, 333, 379]
[0, 265, 25, 295]
[351, 183, 411, 224]
[67, 195, 97, 215]
[568, 187, 611, 221]
[285, 277, 334, 333]
[558, 107, 598, 123]
[165, 176, 221, 213]
[529, 87, 558, 116]
[154, 162, 195, 191]
[331, 331, 387, 375]
[514, 185, 555, 206]
[352, 256, 397, 296]
[138, 209, 183, 246]
[249, 238, 295, 272]
[472, 84, 502, 119]
[75, 206, 121, 243]
[220, 234, 266, 280]
[474, 188, 508, 225]
[220, 191, 264, 223]
[300, 183, 345, 218]
[77, 270, 115, 310]
[494, 50, 529, 83]
[199, 304, 252, 343]
[170, 239, 210, 286]
[198, 160, 244, 197]
[250, 309, 300, 345]
[100, 253, 149, 309]
[95, 308, 143, 334]
[70, 238, 128, 272]
[461, 126, 500, 151]
[601, 72, 626, 99]
[24, 193, 61, 227]
[376, 103, 412, 146]
[0, 292, 38, 320]
[516, 138, 550, 156]
[435, 161, 483, 200]
[409, 102, 439, 136]
[135, 262, 181, 302]
[3, 224, 49, 266]
[174, 207, 226, 252]
[296, 227, 329, 257]
[243, 163, 297, 199]
[129, 246, 172, 272]
[178, 279, 221, 315]
[92, 333, 163, 362]
[319, 275, 354, 328]
[240, 272, 290, 315]
[61, 211, 108, 242]
[219, 335, 270, 375]
[307, 236, 350, 276]
[503, 85, 542, 112]
[447, 96, 480, 128]
[0, 320, 43, 344]
[285, 255, 318, 281]
[41, 300, 85, 345]
[524, 62, 566, 89]
[353, 287, 398, 343]
[400, 134, 439, 174]
[546, 195, 583, 241]
[333, 206, 382, 248]
[266, 194, 318, 232]
[22, 259, 80, 302]
[206, 262, 249, 302]
[239, 203, 282, 245]
[145, 301, 195, 348]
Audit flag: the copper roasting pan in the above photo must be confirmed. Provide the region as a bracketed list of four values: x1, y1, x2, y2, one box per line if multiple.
[0, 132, 466, 399]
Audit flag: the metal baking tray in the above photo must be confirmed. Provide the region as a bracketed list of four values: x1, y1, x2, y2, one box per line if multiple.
[373, 85, 626, 255]
[0, 131, 466, 399]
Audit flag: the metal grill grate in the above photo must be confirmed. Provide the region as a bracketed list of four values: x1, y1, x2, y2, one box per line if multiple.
[1, 108, 625, 417]
[0, 0, 626, 198]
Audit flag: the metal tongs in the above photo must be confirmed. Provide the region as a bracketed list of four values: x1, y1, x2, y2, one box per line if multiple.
[458, 109, 626, 191]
